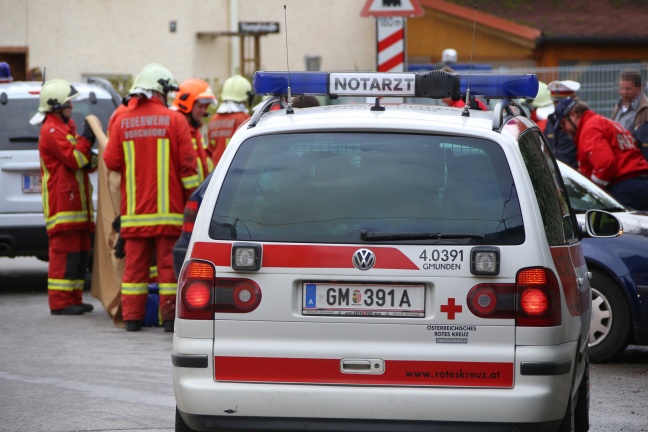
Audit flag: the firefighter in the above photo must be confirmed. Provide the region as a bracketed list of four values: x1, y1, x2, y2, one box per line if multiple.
[172, 78, 217, 179]
[103, 64, 200, 332]
[32, 79, 96, 315]
[207, 74, 253, 166]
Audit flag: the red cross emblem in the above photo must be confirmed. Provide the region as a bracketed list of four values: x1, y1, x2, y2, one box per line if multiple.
[441, 298, 462, 320]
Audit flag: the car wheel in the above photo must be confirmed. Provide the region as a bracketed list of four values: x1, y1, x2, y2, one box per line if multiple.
[175, 407, 196, 432]
[588, 270, 630, 363]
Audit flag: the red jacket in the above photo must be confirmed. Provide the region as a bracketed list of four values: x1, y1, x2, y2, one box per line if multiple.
[103, 97, 199, 238]
[39, 115, 95, 235]
[575, 110, 648, 187]
[207, 111, 250, 166]
[189, 121, 211, 181]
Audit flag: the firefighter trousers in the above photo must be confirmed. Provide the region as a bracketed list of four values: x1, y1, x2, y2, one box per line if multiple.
[47, 230, 91, 311]
[121, 236, 177, 321]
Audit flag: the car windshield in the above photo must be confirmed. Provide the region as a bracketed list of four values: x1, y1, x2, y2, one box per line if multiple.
[0, 97, 116, 151]
[209, 132, 525, 245]
[558, 161, 627, 213]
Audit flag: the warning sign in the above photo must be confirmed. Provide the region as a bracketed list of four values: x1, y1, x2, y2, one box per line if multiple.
[360, 0, 425, 17]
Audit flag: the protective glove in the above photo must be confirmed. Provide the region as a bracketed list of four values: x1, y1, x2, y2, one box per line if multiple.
[111, 216, 126, 258]
[83, 149, 99, 171]
[82, 120, 96, 145]
[113, 235, 126, 259]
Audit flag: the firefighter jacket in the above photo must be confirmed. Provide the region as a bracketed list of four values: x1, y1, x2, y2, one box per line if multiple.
[189, 121, 212, 181]
[206, 111, 250, 166]
[38, 114, 95, 235]
[575, 110, 648, 187]
[103, 96, 200, 239]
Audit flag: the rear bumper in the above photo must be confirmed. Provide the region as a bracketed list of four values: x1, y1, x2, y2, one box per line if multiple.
[0, 214, 48, 258]
[173, 337, 577, 429]
[178, 411, 562, 432]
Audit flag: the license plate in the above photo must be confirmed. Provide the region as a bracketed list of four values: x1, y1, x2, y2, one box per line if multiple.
[22, 174, 42, 193]
[302, 283, 425, 317]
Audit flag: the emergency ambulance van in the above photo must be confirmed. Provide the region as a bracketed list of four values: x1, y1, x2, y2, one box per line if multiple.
[172, 70, 621, 432]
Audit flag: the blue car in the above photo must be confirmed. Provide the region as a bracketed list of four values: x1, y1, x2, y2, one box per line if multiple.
[559, 161, 648, 363]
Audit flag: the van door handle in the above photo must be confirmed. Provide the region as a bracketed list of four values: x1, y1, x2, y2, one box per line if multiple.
[340, 358, 384, 374]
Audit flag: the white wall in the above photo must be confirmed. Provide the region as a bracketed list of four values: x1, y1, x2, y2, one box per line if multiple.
[0, 0, 376, 89]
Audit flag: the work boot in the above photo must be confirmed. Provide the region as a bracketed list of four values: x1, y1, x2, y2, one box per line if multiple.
[51, 305, 85, 315]
[163, 320, 174, 333]
[125, 320, 143, 332]
[81, 303, 94, 312]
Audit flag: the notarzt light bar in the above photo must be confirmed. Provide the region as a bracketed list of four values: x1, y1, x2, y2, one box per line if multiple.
[253, 71, 539, 100]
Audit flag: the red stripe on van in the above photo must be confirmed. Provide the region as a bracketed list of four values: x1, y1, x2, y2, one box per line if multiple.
[550, 245, 588, 316]
[215, 357, 513, 387]
[191, 242, 419, 270]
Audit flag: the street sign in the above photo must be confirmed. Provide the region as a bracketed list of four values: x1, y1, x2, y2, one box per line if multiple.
[360, 0, 424, 17]
[238, 22, 280, 34]
[377, 17, 405, 72]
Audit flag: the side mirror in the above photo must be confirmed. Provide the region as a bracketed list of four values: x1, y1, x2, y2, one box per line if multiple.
[584, 209, 622, 238]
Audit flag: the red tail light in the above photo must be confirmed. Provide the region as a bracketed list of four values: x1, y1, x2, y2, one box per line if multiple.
[467, 284, 515, 319]
[177, 259, 262, 319]
[466, 268, 561, 327]
[516, 268, 561, 327]
[215, 279, 262, 313]
[178, 260, 215, 320]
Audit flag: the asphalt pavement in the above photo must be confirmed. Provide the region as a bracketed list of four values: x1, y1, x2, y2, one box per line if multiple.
[0, 257, 174, 432]
[1, 256, 647, 432]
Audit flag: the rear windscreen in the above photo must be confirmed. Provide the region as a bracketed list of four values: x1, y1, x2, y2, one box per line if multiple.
[210, 132, 524, 245]
[0, 97, 116, 151]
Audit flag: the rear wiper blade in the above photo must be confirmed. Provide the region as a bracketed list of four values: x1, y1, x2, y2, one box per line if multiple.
[9, 136, 40, 142]
[360, 230, 484, 241]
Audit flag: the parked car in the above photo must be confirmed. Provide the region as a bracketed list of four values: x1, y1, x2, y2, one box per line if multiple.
[0, 68, 119, 261]
[558, 161, 648, 362]
[171, 71, 621, 431]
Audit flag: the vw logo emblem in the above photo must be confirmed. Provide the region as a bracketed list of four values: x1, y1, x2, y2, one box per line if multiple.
[353, 249, 376, 271]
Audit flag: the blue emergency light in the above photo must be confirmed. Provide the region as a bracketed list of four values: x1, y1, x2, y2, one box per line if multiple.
[0, 62, 13, 83]
[253, 71, 539, 100]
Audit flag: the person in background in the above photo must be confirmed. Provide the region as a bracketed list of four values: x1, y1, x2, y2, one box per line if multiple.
[530, 81, 554, 132]
[439, 66, 488, 111]
[207, 74, 253, 167]
[612, 68, 648, 133]
[103, 63, 199, 332]
[612, 69, 648, 160]
[172, 78, 217, 180]
[544, 80, 581, 168]
[291, 96, 320, 108]
[554, 97, 648, 210]
[31, 79, 96, 315]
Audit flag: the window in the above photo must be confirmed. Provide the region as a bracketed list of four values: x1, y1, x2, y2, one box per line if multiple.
[210, 132, 524, 245]
[519, 130, 576, 245]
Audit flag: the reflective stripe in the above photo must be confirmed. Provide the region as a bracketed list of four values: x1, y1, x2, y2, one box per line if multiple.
[41, 158, 50, 218]
[123, 140, 137, 216]
[73, 149, 89, 169]
[182, 174, 200, 190]
[48, 278, 76, 292]
[75, 169, 88, 212]
[149, 265, 158, 279]
[120, 212, 183, 228]
[73, 279, 85, 291]
[158, 138, 170, 215]
[192, 138, 205, 182]
[121, 283, 149, 295]
[45, 211, 90, 230]
[159, 283, 177, 295]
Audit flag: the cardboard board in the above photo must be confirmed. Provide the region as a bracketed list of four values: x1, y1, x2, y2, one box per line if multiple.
[87, 115, 125, 327]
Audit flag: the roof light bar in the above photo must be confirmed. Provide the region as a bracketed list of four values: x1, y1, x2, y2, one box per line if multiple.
[253, 71, 538, 100]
